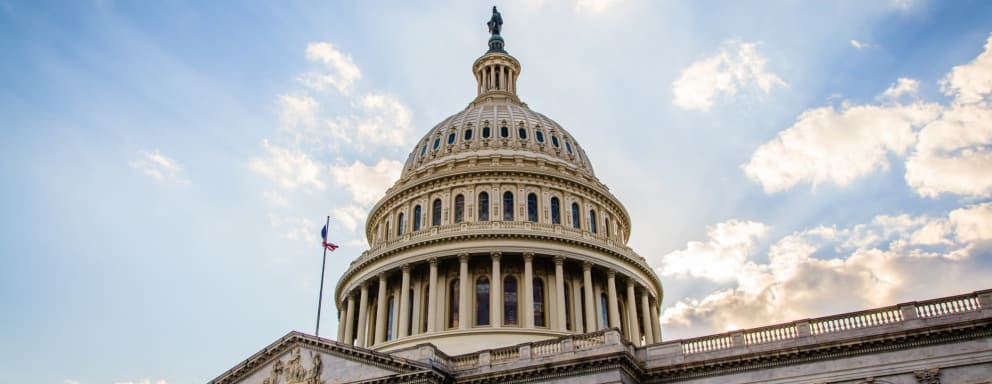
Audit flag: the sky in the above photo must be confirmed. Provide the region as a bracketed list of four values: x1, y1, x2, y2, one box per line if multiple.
[1, 1, 991, 383]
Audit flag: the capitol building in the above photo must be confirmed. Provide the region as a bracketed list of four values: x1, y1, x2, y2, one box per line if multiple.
[211, 9, 992, 384]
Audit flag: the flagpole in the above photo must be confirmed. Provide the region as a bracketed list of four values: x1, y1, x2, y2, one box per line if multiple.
[315, 215, 330, 337]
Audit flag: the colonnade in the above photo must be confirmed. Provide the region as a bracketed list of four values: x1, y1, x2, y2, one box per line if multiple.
[337, 252, 662, 348]
[477, 62, 516, 95]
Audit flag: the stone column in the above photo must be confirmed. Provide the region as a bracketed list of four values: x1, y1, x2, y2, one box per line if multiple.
[374, 272, 388, 344]
[411, 279, 422, 336]
[650, 298, 662, 343]
[582, 262, 596, 331]
[356, 282, 370, 347]
[344, 293, 356, 345]
[427, 257, 439, 333]
[523, 253, 535, 328]
[626, 279, 640, 344]
[398, 264, 411, 338]
[459, 253, 470, 329]
[337, 307, 346, 342]
[554, 256, 567, 331]
[640, 289, 654, 345]
[606, 270, 621, 329]
[491, 252, 502, 328]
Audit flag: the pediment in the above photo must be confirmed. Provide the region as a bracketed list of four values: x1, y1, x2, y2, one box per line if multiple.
[210, 332, 438, 384]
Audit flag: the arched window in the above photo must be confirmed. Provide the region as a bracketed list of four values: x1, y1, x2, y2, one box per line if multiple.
[503, 191, 514, 221]
[478, 192, 489, 221]
[397, 212, 405, 235]
[599, 293, 609, 329]
[604, 217, 610, 237]
[476, 277, 490, 326]
[564, 282, 573, 331]
[482, 126, 491, 138]
[454, 194, 465, 223]
[432, 199, 442, 226]
[386, 296, 395, 341]
[526, 193, 538, 222]
[571, 203, 581, 229]
[500, 125, 509, 138]
[385, 222, 390, 241]
[589, 209, 598, 233]
[550, 197, 561, 224]
[413, 205, 422, 232]
[518, 127, 527, 139]
[449, 279, 460, 328]
[533, 278, 546, 327]
[421, 283, 430, 333]
[503, 275, 518, 325]
[464, 129, 473, 141]
[447, 132, 456, 145]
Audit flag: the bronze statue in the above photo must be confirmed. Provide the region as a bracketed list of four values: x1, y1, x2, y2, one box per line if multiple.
[487, 6, 503, 36]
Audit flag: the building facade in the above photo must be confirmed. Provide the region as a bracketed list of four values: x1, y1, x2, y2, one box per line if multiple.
[210, 9, 992, 384]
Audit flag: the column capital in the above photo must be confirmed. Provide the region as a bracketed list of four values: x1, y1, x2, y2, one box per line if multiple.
[429, 257, 438, 266]
[607, 269, 617, 278]
[402, 263, 411, 272]
[582, 261, 593, 271]
[523, 252, 535, 261]
[458, 253, 470, 263]
[378, 271, 387, 281]
[490, 251, 502, 260]
[553, 255, 565, 265]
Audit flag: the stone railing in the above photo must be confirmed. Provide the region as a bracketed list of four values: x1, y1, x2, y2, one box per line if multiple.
[668, 290, 991, 356]
[419, 328, 621, 372]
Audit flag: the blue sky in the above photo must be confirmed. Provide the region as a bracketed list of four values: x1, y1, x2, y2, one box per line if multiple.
[2, 1, 991, 383]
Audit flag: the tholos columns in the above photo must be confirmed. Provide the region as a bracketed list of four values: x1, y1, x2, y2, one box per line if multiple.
[554, 256, 567, 331]
[459, 253, 470, 329]
[606, 269, 621, 329]
[398, 264, 411, 338]
[427, 258, 438, 333]
[650, 299, 662, 343]
[640, 289, 654, 345]
[344, 293, 356, 345]
[374, 272, 388, 344]
[626, 279, 640, 344]
[491, 252, 502, 328]
[583, 262, 596, 331]
[523, 253, 535, 328]
[356, 282, 370, 347]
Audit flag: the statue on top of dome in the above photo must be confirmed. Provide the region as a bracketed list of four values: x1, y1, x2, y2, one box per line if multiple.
[487, 6, 503, 36]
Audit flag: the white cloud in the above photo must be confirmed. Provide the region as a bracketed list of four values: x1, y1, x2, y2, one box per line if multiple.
[672, 40, 787, 111]
[334, 204, 368, 234]
[130, 150, 190, 185]
[656, 219, 768, 282]
[298, 42, 361, 94]
[353, 93, 414, 149]
[64, 380, 81, 384]
[878, 77, 919, 102]
[113, 380, 168, 384]
[269, 215, 317, 244]
[329, 159, 403, 207]
[905, 103, 992, 198]
[278, 94, 319, 131]
[940, 34, 992, 105]
[658, 203, 992, 338]
[249, 140, 325, 192]
[743, 102, 940, 193]
[850, 39, 873, 51]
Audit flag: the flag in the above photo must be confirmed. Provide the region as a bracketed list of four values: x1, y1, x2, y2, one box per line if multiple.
[320, 224, 339, 252]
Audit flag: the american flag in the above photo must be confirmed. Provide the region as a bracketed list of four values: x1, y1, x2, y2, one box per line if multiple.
[320, 224, 339, 251]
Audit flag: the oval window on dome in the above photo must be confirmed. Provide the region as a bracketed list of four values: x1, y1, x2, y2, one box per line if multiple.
[433, 138, 441, 150]
[500, 126, 509, 138]
[551, 136, 560, 148]
[447, 132, 456, 145]
[464, 129, 473, 141]
[518, 127, 527, 140]
[420, 145, 428, 157]
[483, 127, 491, 138]
[565, 141, 573, 154]
[535, 131, 545, 143]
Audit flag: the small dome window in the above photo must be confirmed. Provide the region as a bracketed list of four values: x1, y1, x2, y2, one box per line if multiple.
[551, 136, 560, 148]
[565, 141, 573, 154]
[518, 127, 527, 140]
[420, 145, 428, 157]
[535, 130, 545, 143]
[433, 138, 441, 150]
[482, 127, 491, 138]
[447, 132, 456, 145]
[500, 126, 509, 138]
[464, 129, 473, 141]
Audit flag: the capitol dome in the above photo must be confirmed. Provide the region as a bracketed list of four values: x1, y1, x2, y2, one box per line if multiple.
[334, 19, 663, 355]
